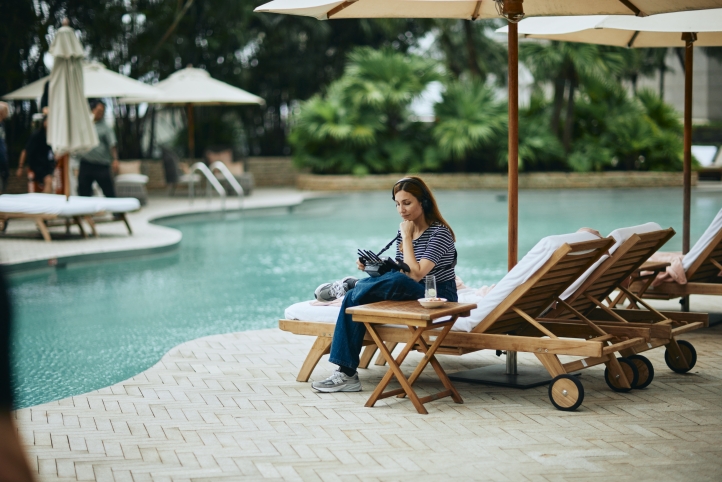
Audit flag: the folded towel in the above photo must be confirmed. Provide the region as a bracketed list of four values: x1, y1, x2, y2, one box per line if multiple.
[649, 252, 686, 286]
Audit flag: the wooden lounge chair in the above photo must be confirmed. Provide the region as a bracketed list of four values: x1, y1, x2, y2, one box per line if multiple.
[631, 211, 722, 302]
[0, 193, 140, 241]
[282, 233, 663, 411]
[543, 225, 708, 389]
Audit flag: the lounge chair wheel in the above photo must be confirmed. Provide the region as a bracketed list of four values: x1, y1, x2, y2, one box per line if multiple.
[628, 355, 654, 389]
[604, 357, 638, 393]
[548, 375, 584, 411]
[665, 340, 697, 374]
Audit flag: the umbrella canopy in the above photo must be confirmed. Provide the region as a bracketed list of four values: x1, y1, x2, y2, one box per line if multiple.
[121, 67, 265, 105]
[2, 61, 159, 101]
[255, 0, 722, 19]
[46, 25, 98, 157]
[121, 67, 264, 157]
[498, 9, 722, 47]
[498, 9, 722, 266]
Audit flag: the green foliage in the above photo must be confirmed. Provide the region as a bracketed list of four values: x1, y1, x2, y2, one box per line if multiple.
[433, 79, 505, 161]
[569, 86, 682, 172]
[290, 48, 441, 175]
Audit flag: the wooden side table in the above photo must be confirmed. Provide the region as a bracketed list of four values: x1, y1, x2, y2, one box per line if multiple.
[347, 300, 477, 414]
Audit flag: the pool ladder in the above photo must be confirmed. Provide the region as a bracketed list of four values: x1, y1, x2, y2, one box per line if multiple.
[188, 162, 245, 211]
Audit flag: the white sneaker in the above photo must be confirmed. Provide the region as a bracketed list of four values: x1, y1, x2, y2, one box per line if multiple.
[314, 277, 359, 302]
[312, 370, 362, 392]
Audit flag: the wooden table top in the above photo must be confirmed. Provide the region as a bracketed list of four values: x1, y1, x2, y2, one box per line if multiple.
[346, 300, 477, 322]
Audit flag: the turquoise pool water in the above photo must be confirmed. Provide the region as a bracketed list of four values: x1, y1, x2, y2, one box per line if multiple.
[9, 188, 722, 408]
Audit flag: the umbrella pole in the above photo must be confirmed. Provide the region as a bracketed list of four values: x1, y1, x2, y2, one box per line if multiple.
[681, 32, 696, 312]
[187, 103, 195, 158]
[450, 15, 550, 389]
[508, 21, 519, 271]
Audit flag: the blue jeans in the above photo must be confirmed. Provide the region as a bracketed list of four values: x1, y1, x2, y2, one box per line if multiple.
[329, 271, 458, 370]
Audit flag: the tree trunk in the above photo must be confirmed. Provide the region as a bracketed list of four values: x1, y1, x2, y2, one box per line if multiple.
[550, 76, 565, 137]
[659, 49, 667, 100]
[463, 20, 483, 79]
[562, 76, 577, 153]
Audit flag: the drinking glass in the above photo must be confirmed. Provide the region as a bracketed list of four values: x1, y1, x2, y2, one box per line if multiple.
[425, 275, 437, 299]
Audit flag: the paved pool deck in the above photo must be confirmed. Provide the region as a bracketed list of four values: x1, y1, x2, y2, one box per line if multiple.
[5, 187, 722, 481]
[13, 326, 722, 481]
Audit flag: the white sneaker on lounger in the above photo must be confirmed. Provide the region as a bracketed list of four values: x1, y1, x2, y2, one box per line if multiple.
[312, 370, 362, 392]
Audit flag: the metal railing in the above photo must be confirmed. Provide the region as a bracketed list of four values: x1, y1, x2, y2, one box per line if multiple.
[210, 161, 245, 200]
[188, 162, 227, 209]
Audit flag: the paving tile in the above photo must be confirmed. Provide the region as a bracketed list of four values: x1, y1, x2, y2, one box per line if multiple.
[13, 325, 722, 481]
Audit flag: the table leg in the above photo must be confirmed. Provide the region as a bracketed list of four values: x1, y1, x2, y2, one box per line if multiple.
[402, 324, 463, 404]
[364, 323, 427, 414]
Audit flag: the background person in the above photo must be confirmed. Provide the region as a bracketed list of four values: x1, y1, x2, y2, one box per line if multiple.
[312, 177, 458, 393]
[78, 100, 118, 197]
[0, 102, 9, 193]
[15, 114, 55, 194]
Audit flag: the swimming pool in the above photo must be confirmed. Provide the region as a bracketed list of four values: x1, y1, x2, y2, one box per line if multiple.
[9, 188, 722, 408]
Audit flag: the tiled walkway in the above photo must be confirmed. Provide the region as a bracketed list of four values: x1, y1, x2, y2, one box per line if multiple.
[15, 326, 722, 481]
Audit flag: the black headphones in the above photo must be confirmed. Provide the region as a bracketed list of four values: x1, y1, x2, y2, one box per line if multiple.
[392, 177, 432, 213]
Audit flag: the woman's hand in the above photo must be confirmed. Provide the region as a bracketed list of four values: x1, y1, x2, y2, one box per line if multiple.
[356, 259, 365, 271]
[399, 220, 415, 240]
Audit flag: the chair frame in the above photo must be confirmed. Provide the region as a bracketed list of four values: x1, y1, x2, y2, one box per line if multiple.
[636, 227, 722, 299]
[281, 237, 666, 410]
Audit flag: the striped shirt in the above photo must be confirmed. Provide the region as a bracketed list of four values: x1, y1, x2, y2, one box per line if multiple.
[395, 223, 456, 283]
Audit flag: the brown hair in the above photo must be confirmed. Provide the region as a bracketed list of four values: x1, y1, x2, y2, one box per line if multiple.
[392, 176, 455, 241]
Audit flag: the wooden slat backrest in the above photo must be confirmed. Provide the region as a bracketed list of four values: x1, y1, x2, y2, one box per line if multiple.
[556, 228, 675, 317]
[472, 238, 614, 335]
[686, 227, 722, 282]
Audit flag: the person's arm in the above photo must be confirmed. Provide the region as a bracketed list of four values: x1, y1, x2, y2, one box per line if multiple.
[15, 150, 26, 177]
[399, 221, 436, 282]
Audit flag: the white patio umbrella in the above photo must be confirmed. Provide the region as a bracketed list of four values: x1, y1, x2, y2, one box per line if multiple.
[255, 0, 722, 386]
[498, 8, 722, 270]
[46, 20, 98, 198]
[255, 0, 722, 270]
[121, 67, 265, 157]
[2, 61, 159, 100]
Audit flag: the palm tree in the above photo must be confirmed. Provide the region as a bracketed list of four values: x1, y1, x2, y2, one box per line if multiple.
[341, 47, 442, 135]
[433, 79, 506, 164]
[521, 41, 625, 152]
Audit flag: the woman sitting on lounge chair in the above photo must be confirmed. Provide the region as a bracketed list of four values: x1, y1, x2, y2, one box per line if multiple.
[313, 177, 458, 393]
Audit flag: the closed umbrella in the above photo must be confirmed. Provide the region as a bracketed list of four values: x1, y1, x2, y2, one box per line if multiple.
[46, 20, 98, 198]
[254, 0, 722, 387]
[499, 9, 722, 310]
[121, 67, 264, 157]
[2, 61, 159, 100]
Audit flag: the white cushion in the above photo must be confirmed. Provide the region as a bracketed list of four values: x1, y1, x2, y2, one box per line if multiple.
[6, 193, 140, 214]
[452, 232, 600, 332]
[115, 174, 149, 184]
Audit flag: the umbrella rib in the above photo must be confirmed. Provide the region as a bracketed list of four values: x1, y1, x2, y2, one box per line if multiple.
[627, 31, 640, 48]
[328, 0, 359, 19]
[472, 1, 482, 21]
[618, 0, 645, 17]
